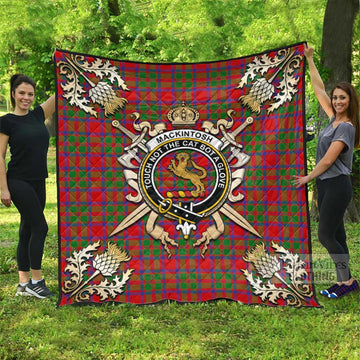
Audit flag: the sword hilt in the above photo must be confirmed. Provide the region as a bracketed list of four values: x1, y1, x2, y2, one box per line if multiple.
[221, 117, 253, 150]
[112, 120, 148, 153]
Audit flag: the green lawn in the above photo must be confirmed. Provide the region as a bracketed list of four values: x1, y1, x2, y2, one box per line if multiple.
[0, 145, 359, 360]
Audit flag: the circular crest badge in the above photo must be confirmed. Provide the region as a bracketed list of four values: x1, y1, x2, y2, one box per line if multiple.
[139, 130, 231, 225]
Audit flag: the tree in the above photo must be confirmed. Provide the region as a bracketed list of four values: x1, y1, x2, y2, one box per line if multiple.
[321, 0, 358, 89]
[0, 0, 335, 119]
[0, 0, 57, 102]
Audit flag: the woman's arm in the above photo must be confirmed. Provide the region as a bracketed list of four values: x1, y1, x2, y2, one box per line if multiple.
[293, 140, 345, 187]
[40, 94, 55, 120]
[304, 45, 334, 118]
[0, 133, 11, 207]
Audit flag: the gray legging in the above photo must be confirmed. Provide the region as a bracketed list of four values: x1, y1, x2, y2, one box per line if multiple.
[316, 175, 353, 282]
[7, 178, 48, 272]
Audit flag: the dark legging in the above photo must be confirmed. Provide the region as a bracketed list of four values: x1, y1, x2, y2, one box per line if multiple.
[316, 175, 353, 282]
[7, 178, 48, 271]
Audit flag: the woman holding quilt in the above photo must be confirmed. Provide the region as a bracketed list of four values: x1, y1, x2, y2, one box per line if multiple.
[0, 74, 55, 299]
[294, 45, 359, 298]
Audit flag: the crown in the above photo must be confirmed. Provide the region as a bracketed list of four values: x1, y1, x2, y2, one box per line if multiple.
[167, 102, 200, 127]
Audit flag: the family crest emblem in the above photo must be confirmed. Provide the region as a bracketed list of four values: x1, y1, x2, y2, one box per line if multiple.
[111, 103, 262, 258]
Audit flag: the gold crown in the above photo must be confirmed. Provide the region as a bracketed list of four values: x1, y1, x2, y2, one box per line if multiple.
[167, 102, 200, 126]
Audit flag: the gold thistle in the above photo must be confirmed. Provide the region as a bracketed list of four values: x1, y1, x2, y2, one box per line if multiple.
[243, 242, 281, 278]
[57, 54, 129, 118]
[63, 242, 133, 301]
[239, 78, 274, 114]
[89, 82, 128, 117]
[237, 49, 302, 114]
[93, 242, 131, 277]
[242, 242, 314, 306]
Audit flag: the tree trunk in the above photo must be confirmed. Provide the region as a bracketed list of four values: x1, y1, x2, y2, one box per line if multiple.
[321, 0, 358, 89]
[316, 0, 360, 222]
[107, 0, 121, 44]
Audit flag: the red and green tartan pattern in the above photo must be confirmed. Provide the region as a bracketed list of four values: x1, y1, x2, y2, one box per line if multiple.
[55, 43, 320, 307]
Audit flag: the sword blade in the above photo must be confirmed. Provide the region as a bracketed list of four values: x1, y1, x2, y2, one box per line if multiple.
[109, 202, 151, 237]
[219, 203, 262, 238]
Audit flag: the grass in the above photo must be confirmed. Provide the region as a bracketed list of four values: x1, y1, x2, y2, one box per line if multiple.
[0, 145, 360, 360]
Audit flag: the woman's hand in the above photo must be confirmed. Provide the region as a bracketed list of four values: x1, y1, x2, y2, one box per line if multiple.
[304, 44, 314, 59]
[1, 189, 11, 207]
[293, 175, 311, 188]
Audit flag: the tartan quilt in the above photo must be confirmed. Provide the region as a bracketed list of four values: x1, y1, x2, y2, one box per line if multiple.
[55, 42, 320, 307]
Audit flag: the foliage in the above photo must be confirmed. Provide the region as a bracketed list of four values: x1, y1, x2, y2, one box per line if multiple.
[0, 0, 57, 105]
[353, 13, 360, 89]
[1, 145, 360, 359]
[0, 0, 332, 189]
[0, 0, 328, 104]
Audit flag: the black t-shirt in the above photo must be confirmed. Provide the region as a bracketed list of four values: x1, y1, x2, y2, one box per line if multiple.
[0, 106, 49, 180]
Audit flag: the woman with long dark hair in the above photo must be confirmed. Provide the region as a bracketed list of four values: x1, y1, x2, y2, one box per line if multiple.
[294, 45, 359, 298]
[0, 74, 55, 298]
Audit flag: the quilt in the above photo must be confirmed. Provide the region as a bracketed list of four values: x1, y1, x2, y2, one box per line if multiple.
[54, 42, 320, 307]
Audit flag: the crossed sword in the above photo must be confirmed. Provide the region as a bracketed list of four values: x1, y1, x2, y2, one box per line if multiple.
[109, 117, 261, 241]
